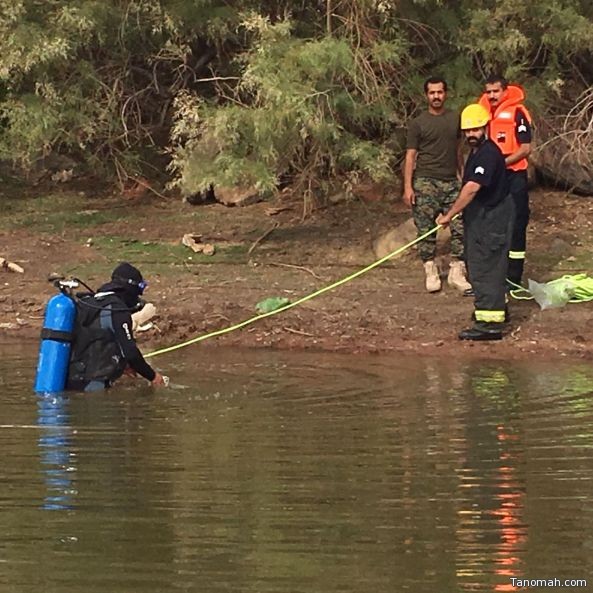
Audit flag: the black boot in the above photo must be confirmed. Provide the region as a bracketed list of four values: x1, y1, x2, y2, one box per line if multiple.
[459, 325, 503, 341]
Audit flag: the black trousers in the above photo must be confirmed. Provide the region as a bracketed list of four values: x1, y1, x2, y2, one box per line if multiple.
[464, 195, 515, 328]
[507, 170, 529, 285]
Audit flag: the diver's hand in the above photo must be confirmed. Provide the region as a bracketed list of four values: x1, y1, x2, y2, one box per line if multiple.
[151, 372, 169, 387]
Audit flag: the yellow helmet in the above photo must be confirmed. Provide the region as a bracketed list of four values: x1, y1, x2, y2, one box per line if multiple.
[460, 103, 490, 130]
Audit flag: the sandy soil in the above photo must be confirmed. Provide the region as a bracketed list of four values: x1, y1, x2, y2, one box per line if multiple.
[1, 182, 592, 361]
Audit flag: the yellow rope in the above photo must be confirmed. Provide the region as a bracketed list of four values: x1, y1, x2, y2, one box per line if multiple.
[507, 278, 533, 301]
[508, 274, 593, 303]
[145, 223, 443, 358]
[555, 274, 593, 303]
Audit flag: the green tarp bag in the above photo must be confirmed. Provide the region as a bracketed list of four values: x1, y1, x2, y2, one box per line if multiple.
[255, 297, 291, 314]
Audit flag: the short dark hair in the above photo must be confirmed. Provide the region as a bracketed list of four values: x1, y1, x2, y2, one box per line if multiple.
[485, 74, 508, 89]
[424, 76, 448, 93]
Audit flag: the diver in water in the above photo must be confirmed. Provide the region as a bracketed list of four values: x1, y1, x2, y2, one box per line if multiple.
[67, 262, 166, 391]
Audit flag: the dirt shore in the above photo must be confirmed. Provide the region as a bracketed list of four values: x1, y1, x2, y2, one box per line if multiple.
[1, 182, 593, 361]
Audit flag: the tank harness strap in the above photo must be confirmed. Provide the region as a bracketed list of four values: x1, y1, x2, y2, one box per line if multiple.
[40, 328, 74, 342]
[99, 304, 125, 357]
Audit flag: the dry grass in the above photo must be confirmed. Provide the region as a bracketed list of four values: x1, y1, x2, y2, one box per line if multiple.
[538, 87, 593, 170]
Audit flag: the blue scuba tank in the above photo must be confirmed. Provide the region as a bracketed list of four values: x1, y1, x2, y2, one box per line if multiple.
[34, 289, 77, 394]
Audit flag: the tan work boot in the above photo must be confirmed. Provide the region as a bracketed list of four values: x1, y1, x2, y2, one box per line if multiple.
[424, 260, 441, 293]
[448, 260, 472, 292]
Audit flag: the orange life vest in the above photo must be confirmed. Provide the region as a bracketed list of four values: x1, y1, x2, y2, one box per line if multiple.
[478, 85, 532, 172]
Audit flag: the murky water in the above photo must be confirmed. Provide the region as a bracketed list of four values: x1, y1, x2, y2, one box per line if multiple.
[1, 343, 593, 593]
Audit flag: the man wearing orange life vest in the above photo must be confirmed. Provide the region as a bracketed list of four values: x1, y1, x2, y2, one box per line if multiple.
[478, 75, 532, 290]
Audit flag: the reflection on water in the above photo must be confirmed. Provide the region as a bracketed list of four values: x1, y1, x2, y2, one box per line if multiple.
[1, 345, 593, 593]
[37, 394, 77, 510]
[454, 367, 526, 592]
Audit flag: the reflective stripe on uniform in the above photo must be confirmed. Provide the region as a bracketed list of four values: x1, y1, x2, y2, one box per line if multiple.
[475, 310, 506, 323]
[509, 250, 525, 260]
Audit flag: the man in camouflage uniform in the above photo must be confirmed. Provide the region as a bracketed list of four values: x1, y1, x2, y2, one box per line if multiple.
[403, 77, 472, 293]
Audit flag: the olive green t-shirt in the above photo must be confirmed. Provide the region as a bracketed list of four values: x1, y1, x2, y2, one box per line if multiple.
[406, 109, 460, 180]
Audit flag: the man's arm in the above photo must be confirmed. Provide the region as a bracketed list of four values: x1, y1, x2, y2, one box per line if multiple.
[505, 143, 531, 167]
[111, 309, 160, 383]
[505, 107, 532, 167]
[403, 118, 420, 207]
[436, 181, 481, 226]
[403, 148, 417, 206]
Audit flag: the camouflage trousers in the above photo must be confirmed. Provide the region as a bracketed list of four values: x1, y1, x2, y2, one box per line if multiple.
[412, 176, 464, 262]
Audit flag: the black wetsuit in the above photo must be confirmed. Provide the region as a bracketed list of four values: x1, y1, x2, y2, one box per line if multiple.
[67, 290, 155, 391]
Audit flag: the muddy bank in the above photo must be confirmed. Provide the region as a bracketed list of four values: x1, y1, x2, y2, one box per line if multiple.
[1, 185, 593, 361]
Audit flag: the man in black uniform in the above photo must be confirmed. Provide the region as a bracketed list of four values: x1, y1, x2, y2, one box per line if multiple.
[437, 104, 513, 341]
[67, 262, 166, 391]
[479, 75, 532, 289]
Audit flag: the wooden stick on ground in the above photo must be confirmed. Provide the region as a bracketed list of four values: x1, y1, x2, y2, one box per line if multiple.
[283, 327, 315, 337]
[269, 261, 323, 280]
[0, 258, 24, 274]
[248, 222, 279, 255]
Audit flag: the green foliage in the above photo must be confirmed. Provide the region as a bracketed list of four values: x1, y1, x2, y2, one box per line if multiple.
[0, 0, 591, 200]
[0, 0, 245, 178]
[169, 6, 412, 198]
[457, 0, 593, 104]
